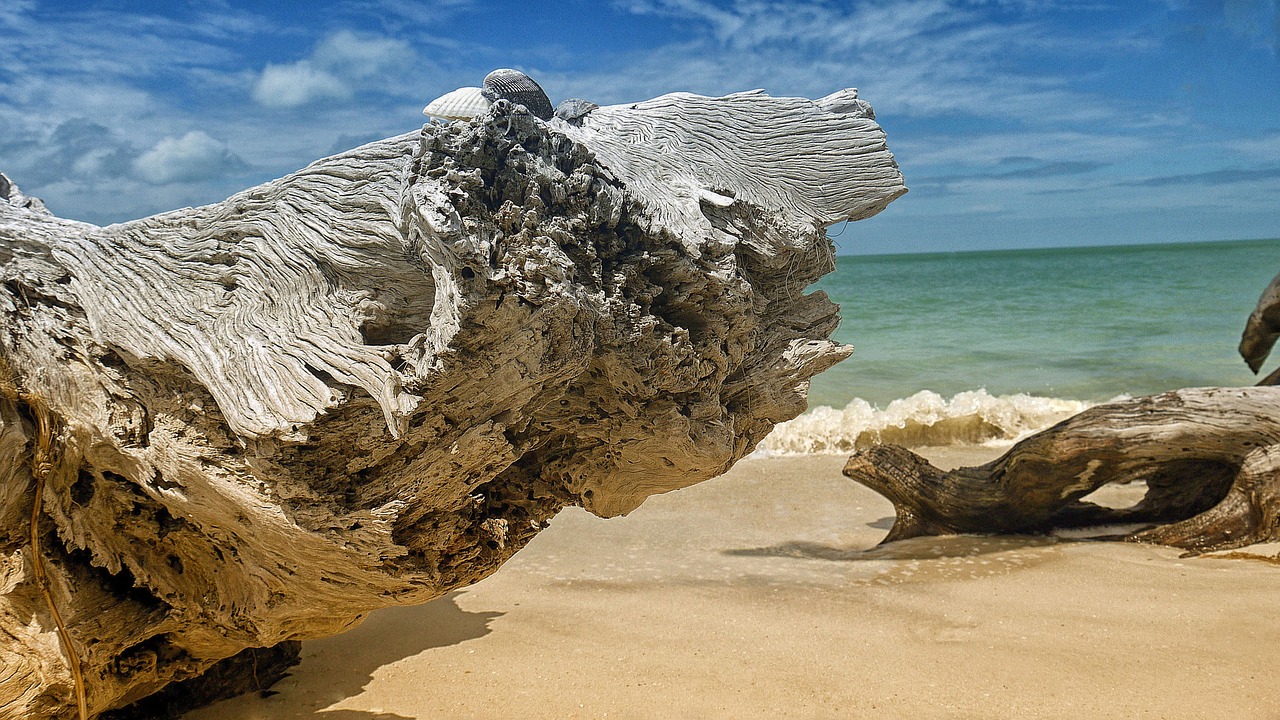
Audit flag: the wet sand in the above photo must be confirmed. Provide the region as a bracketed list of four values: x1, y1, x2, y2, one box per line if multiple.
[186, 449, 1280, 720]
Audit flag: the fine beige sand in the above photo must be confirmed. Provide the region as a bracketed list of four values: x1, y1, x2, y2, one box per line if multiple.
[186, 448, 1280, 720]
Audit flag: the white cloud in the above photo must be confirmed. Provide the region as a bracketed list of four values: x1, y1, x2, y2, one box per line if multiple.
[252, 62, 350, 108]
[133, 131, 245, 184]
[251, 30, 413, 109]
[314, 30, 411, 78]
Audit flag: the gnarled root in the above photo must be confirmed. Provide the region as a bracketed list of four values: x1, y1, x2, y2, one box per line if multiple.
[844, 387, 1280, 553]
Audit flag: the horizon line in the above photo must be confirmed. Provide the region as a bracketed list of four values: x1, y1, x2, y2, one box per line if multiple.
[833, 235, 1280, 260]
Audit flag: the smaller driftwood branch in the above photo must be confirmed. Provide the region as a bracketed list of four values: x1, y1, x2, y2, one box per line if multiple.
[844, 387, 1280, 552]
[1241, 270, 1280, 384]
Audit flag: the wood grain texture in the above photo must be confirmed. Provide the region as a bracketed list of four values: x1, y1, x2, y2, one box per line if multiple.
[558, 89, 904, 254]
[0, 90, 904, 718]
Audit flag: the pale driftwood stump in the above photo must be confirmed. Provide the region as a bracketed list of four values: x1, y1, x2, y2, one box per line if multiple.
[844, 387, 1280, 552]
[0, 90, 904, 718]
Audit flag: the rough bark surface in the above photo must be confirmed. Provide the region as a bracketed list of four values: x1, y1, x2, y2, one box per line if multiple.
[844, 387, 1280, 552]
[0, 90, 904, 718]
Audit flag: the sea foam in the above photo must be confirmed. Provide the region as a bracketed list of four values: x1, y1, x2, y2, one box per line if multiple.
[755, 389, 1091, 456]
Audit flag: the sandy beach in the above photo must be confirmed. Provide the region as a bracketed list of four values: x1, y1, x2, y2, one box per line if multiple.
[185, 448, 1280, 720]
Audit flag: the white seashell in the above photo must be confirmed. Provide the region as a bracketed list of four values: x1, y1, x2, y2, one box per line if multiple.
[423, 87, 492, 121]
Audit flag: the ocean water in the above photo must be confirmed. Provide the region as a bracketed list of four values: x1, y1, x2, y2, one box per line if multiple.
[759, 238, 1280, 454]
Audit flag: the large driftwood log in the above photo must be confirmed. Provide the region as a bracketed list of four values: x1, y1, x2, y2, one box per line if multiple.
[844, 387, 1280, 551]
[0, 90, 904, 717]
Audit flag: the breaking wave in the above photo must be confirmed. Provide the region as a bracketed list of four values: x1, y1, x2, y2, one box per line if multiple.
[755, 389, 1094, 456]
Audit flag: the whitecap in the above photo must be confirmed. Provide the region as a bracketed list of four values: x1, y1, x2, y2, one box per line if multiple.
[753, 389, 1091, 456]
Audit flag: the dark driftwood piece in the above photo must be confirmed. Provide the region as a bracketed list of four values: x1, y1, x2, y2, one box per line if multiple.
[844, 387, 1280, 551]
[1241, 270, 1280, 384]
[0, 89, 904, 718]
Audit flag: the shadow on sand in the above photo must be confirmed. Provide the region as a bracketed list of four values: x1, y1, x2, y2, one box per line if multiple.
[183, 591, 501, 720]
[722, 533, 1060, 562]
[866, 515, 897, 530]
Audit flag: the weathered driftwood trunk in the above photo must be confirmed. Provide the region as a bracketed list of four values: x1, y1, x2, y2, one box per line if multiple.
[845, 387, 1280, 552]
[0, 90, 904, 717]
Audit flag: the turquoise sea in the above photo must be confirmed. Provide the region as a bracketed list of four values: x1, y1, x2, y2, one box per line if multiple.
[760, 238, 1280, 454]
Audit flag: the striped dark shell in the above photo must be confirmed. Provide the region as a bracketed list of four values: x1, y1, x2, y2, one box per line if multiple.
[481, 69, 554, 120]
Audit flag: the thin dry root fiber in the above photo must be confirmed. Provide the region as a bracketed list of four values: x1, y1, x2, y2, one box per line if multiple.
[1, 359, 87, 720]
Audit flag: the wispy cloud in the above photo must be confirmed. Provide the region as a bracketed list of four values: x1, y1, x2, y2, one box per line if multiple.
[1121, 166, 1280, 187]
[893, 131, 1153, 168]
[350, 0, 477, 29]
[914, 158, 1109, 187]
[1221, 0, 1279, 49]
[252, 31, 414, 109]
[1226, 132, 1280, 160]
[540, 0, 1175, 147]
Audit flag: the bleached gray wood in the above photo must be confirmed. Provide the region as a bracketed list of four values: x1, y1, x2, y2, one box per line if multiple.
[0, 89, 904, 718]
[556, 89, 903, 255]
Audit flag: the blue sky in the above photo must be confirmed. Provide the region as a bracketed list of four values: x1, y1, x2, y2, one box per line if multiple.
[1, 0, 1276, 254]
